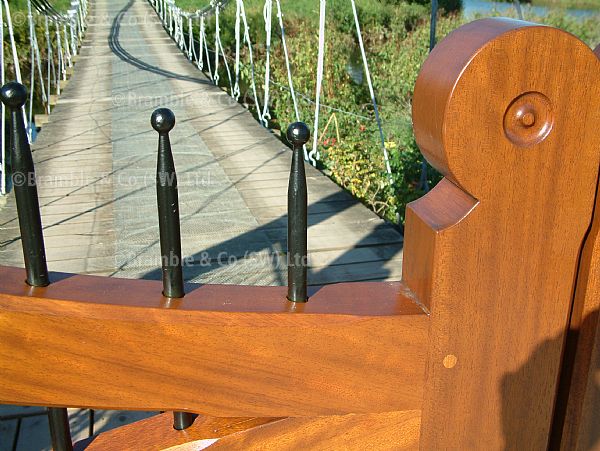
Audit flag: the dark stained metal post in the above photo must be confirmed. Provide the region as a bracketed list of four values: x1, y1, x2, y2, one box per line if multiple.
[0, 82, 49, 287]
[1, 82, 73, 451]
[151, 108, 194, 431]
[152, 108, 184, 299]
[48, 408, 73, 451]
[286, 122, 310, 303]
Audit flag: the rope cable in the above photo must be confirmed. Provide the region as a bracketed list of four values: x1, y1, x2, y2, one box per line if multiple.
[0, 2, 5, 195]
[274, 0, 306, 159]
[350, 0, 391, 176]
[233, 0, 241, 100]
[309, 0, 326, 166]
[260, 0, 272, 127]
[213, 3, 220, 84]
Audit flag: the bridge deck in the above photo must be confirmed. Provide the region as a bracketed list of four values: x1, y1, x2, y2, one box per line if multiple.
[0, 0, 403, 286]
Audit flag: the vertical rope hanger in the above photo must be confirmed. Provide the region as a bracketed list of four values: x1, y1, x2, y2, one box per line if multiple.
[350, 0, 391, 177]
[213, 2, 220, 84]
[187, 17, 196, 61]
[27, 0, 36, 141]
[238, 0, 261, 117]
[3, 0, 29, 137]
[233, 0, 241, 100]
[216, 21, 234, 95]
[33, 25, 48, 113]
[197, 15, 204, 69]
[274, 0, 306, 160]
[62, 24, 72, 68]
[0, 1, 5, 195]
[44, 16, 55, 113]
[308, 0, 326, 166]
[201, 16, 214, 79]
[260, 0, 272, 127]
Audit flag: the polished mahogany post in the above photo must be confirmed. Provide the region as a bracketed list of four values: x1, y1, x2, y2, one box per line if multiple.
[286, 122, 310, 302]
[0, 81, 73, 451]
[151, 107, 193, 431]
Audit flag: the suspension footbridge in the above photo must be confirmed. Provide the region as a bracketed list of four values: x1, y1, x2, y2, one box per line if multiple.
[0, 0, 403, 286]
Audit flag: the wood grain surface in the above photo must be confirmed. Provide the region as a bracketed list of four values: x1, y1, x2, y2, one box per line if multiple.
[409, 18, 600, 449]
[0, 265, 428, 418]
[205, 410, 420, 450]
[74, 411, 420, 450]
[73, 413, 281, 450]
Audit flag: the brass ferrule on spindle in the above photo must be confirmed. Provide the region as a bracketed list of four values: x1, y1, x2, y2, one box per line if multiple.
[286, 122, 310, 303]
[151, 108, 194, 431]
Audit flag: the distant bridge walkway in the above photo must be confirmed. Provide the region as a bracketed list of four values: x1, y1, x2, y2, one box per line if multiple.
[0, 0, 403, 287]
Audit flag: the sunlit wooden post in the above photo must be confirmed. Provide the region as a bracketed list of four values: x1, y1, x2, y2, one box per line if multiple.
[0, 81, 73, 451]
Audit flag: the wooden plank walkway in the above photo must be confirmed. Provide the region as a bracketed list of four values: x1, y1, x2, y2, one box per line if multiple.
[0, 0, 403, 286]
[0, 0, 403, 447]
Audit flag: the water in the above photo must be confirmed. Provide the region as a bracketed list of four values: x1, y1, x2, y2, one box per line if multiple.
[463, 0, 598, 19]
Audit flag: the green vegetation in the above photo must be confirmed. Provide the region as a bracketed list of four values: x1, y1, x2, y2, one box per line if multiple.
[522, 0, 600, 10]
[8, 0, 72, 12]
[177, 0, 599, 224]
[2, 0, 73, 112]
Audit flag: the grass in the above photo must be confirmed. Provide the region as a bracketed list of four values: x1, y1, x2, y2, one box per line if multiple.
[7, 0, 73, 13]
[530, 0, 600, 9]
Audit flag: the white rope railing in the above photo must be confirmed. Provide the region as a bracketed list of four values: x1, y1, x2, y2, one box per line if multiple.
[0, 0, 88, 195]
[350, 0, 391, 176]
[260, 0, 272, 127]
[149, 0, 388, 172]
[1, 3, 5, 196]
[274, 0, 305, 160]
[308, 0, 326, 166]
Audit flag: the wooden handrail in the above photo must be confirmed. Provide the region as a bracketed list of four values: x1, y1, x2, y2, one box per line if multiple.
[0, 265, 428, 417]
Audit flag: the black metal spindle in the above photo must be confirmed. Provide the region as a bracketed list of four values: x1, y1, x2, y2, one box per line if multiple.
[151, 108, 194, 431]
[0, 82, 49, 287]
[286, 122, 310, 303]
[0, 82, 73, 451]
[48, 408, 73, 451]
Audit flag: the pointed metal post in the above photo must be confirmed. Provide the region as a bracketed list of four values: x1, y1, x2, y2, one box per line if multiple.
[48, 407, 73, 451]
[286, 122, 310, 303]
[1, 82, 73, 451]
[151, 108, 194, 431]
[0, 82, 49, 286]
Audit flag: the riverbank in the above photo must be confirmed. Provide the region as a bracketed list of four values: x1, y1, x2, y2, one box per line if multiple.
[531, 0, 599, 10]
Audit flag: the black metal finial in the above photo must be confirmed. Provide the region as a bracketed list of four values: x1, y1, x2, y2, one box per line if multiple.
[0, 82, 49, 287]
[0, 82, 28, 109]
[286, 122, 310, 303]
[286, 122, 310, 148]
[152, 108, 194, 431]
[151, 108, 176, 134]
